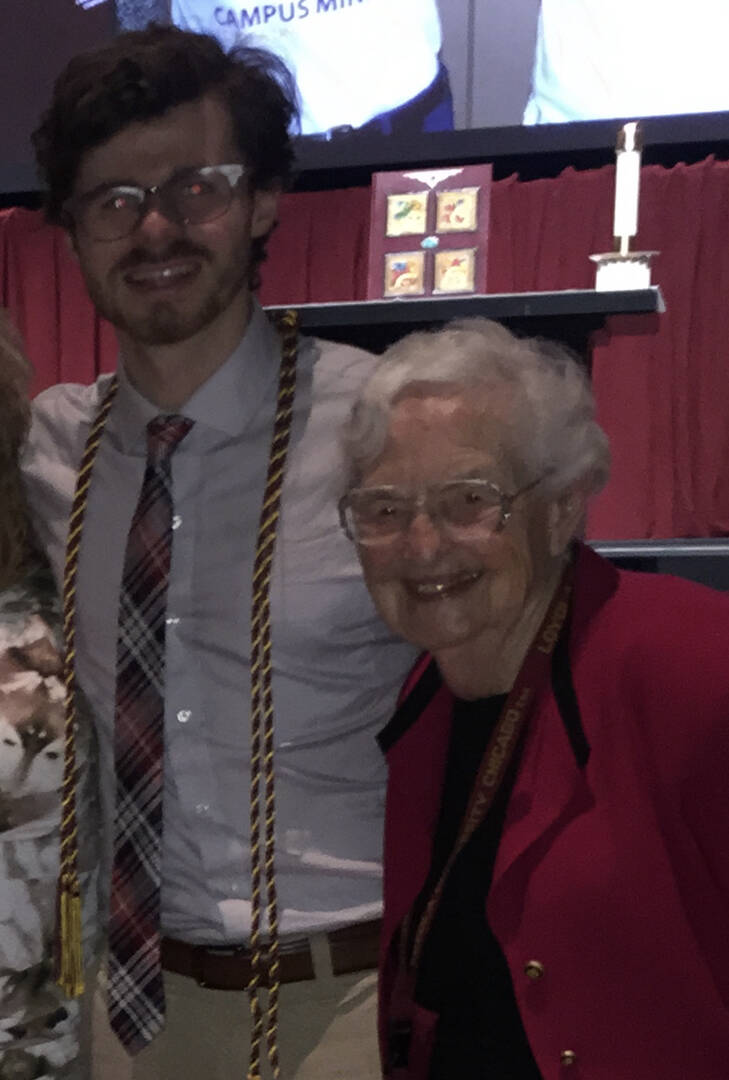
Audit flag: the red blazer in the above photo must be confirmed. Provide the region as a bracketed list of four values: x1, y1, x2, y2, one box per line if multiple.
[379, 544, 729, 1079]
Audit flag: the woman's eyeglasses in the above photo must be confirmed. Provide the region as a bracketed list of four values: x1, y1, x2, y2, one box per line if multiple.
[339, 475, 546, 546]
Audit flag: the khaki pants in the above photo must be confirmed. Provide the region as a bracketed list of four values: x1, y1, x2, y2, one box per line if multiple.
[91, 949, 380, 1080]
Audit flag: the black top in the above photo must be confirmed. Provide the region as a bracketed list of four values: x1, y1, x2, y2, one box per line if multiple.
[377, 594, 589, 1080]
[414, 694, 543, 1080]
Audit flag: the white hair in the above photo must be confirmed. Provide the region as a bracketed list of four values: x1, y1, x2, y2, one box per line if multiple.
[343, 318, 610, 497]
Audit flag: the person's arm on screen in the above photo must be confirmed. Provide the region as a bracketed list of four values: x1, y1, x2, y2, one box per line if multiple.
[115, 0, 171, 31]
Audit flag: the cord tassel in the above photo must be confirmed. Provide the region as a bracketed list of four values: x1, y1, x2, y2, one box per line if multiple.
[57, 871, 85, 996]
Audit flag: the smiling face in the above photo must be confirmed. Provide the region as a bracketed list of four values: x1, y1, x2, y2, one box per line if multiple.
[69, 94, 279, 350]
[356, 388, 569, 661]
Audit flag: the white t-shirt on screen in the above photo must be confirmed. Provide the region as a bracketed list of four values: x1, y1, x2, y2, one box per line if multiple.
[171, 0, 442, 133]
[524, 0, 729, 124]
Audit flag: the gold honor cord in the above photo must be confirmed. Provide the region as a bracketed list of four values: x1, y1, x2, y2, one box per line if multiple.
[57, 373, 120, 994]
[55, 312, 300, 1080]
[246, 308, 299, 1080]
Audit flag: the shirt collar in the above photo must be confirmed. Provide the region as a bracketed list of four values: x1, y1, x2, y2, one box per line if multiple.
[111, 302, 281, 453]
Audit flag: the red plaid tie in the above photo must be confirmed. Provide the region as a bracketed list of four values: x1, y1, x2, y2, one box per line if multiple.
[108, 415, 193, 1052]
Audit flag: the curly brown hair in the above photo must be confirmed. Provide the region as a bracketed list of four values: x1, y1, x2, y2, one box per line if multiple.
[32, 25, 299, 290]
[0, 311, 32, 589]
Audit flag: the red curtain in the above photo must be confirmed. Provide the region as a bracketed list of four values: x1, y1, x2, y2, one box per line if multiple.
[3, 157, 729, 540]
[0, 207, 117, 387]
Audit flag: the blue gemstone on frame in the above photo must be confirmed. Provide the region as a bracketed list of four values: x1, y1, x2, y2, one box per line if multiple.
[421, 235, 439, 249]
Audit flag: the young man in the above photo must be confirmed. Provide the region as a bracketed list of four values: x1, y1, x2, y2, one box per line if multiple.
[23, 26, 415, 1079]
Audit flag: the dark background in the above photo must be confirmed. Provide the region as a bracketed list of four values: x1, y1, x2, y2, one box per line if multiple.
[5, 0, 729, 199]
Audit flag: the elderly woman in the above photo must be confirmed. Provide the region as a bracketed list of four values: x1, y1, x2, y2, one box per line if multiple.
[0, 312, 98, 1079]
[339, 318, 729, 1080]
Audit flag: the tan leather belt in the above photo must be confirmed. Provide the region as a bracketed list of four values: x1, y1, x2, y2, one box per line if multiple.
[161, 918, 382, 990]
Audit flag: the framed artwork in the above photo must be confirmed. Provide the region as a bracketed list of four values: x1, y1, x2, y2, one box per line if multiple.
[386, 193, 429, 236]
[434, 248, 477, 293]
[367, 164, 492, 299]
[436, 188, 480, 232]
[384, 252, 425, 296]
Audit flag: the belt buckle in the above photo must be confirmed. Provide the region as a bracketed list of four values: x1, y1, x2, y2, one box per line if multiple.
[192, 942, 249, 989]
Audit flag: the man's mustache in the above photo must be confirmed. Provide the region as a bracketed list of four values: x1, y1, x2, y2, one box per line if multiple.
[117, 242, 210, 272]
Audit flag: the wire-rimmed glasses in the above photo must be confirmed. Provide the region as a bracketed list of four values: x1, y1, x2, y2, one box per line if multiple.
[339, 475, 546, 546]
[64, 163, 247, 241]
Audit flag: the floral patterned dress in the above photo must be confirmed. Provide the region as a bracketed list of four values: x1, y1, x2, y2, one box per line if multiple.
[0, 563, 98, 1080]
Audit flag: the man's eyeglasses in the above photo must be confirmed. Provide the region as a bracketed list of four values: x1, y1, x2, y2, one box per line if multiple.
[65, 164, 247, 241]
[339, 476, 546, 547]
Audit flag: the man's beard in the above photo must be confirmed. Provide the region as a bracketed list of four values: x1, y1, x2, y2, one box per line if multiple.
[85, 241, 250, 346]
[113, 291, 234, 346]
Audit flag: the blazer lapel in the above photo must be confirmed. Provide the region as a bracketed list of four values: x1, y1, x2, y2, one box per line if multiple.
[380, 662, 454, 945]
[488, 544, 617, 911]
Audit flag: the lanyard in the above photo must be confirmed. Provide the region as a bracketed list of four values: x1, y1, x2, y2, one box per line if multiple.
[407, 558, 574, 973]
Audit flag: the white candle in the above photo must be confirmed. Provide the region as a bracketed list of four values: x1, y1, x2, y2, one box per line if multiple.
[613, 122, 642, 245]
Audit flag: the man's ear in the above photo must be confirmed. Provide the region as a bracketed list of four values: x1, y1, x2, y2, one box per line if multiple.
[547, 484, 588, 558]
[250, 186, 281, 240]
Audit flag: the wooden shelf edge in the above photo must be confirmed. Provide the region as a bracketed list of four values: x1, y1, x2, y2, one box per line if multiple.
[265, 287, 664, 328]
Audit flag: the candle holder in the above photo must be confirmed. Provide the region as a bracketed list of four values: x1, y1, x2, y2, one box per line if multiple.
[590, 122, 659, 291]
[590, 249, 658, 291]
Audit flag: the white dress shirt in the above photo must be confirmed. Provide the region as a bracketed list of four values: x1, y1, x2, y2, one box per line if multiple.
[22, 305, 417, 943]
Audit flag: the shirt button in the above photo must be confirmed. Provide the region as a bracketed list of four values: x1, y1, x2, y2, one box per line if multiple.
[177, 709, 192, 724]
[172, 514, 183, 530]
[524, 960, 545, 981]
[560, 1050, 577, 1067]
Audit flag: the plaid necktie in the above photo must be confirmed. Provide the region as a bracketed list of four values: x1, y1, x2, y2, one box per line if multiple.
[108, 414, 194, 1053]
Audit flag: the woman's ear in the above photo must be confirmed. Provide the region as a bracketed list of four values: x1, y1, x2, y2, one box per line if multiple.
[547, 485, 587, 557]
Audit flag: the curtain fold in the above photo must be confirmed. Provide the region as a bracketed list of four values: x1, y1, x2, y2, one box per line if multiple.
[0, 207, 117, 389]
[259, 186, 372, 305]
[3, 158, 729, 540]
[588, 158, 729, 539]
